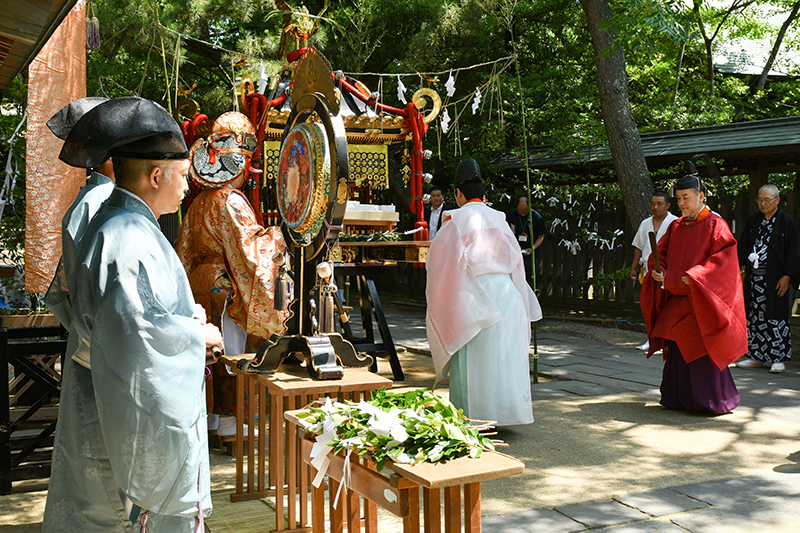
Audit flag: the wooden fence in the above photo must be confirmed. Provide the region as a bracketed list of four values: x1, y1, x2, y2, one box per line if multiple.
[370, 190, 800, 319]
[537, 192, 799, 316]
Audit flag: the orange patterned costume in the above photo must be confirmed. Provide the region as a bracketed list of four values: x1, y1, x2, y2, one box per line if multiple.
[177, 188, 286, 339]
[176, 112, 287, 415]
[177, 187, 287, 414]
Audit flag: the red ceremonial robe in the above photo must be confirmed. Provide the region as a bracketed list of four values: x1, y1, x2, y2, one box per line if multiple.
[640, 207, 747, 371]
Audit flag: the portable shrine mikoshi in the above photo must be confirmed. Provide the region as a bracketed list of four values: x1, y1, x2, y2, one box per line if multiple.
[228, 47, 371, 379]
[250, 46, 442, 241]
[177, 39, 440, 380]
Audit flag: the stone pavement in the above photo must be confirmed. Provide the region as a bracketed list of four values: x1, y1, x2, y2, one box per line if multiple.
[3, 301, 800, 533]
[380, 301, 800, 533]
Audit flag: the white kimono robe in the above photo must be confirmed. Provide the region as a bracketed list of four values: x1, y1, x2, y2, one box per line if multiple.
[45, 171, 115, 367]
[426, 200, 542, 426]
[631, 212, 678, 271]
[42, 188, 211, 533]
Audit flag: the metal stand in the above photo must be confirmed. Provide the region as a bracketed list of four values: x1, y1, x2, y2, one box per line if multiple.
[336, 266, 404, 381]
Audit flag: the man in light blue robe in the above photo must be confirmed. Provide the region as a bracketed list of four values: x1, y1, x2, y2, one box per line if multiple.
[45, 167, 114, 362]
[42, 97, 222, 533]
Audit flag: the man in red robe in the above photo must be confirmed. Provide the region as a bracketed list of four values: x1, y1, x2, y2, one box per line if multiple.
[640, 175, 747, 414]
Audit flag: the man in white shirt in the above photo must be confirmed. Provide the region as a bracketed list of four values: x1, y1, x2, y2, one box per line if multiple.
[630, 189, 678, 350]
[424, 186, 447, 240]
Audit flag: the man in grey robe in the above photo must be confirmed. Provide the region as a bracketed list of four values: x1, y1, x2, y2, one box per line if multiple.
[44, 97, 114, 365]
[42, 97, 223, 533]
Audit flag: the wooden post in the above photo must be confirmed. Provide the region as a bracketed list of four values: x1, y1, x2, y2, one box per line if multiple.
[422, 487, 441, 533]
[248, 376, 256, 493]
[464, 483, 481, 533]
[275, 392, 285, 530]
[329, 479, 344, 533]
[300, 394, 314, 528]
[749, 165, 768, 209]
[403, 487, 420, 533]
[287, 395, 298, 529]
[311, 481, 325, 533]
[347, 489, 361, 533]
[259, 381, 268, 493]
[443, 486, 460, 533]
[364, 459, 379, 533]
[236, 373, 245, 494]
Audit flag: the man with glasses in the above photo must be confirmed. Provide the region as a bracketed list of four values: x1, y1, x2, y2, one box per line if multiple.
[736, 184, 799, 373]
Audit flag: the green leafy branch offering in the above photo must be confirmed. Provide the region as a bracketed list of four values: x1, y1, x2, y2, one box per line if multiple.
[338, 231, 402, 242]
[296, 388, 495, 471]
[584, 267, 633, 287]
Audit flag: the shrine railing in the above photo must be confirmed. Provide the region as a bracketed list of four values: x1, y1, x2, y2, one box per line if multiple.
[1, 325, 66, 494]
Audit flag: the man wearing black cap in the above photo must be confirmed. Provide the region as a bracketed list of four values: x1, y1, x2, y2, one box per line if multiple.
[42, 97, 222, 532]
[426, 158, 542, 426]
[641, 175, 746, 415]
[44, 97, 114, 362]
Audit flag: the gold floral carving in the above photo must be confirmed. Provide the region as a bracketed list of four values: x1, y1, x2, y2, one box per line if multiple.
[337, 178, 348, 205]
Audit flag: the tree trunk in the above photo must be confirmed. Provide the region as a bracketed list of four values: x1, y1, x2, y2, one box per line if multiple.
[703, 37, 715, 98]
[752, 0, 800, 92]
[580, 0, 652, 233]
[693, 1, 716, 98]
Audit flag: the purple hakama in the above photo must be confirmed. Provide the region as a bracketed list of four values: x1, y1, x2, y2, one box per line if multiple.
[660, 341, 740, 415]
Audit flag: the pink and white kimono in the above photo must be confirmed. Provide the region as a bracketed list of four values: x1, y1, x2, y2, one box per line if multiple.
[426, 200, 542, 426]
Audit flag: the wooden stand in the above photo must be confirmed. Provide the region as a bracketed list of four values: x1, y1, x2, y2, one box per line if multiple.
[285, 411, 524, 533]
[219, 355, 392, 533]
[336, 265, 404, 381]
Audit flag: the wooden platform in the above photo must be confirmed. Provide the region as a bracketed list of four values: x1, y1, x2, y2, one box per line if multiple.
[286, 410, 524, 533]
[217, 355, 392, 532]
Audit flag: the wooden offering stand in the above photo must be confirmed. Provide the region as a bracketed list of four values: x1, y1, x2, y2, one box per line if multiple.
[285, 410, 524, 533]
[219, 354, 391, 533]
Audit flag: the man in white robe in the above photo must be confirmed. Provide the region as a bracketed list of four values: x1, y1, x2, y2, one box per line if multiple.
[42, 97, 222, 533]
[426, 158, 542, 426]
[629, 189, 678, 351]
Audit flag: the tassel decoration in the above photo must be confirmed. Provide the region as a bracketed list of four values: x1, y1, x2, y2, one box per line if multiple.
[86, 1, 100, 50]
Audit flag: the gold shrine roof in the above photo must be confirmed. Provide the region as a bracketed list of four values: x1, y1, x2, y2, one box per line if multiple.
[263, 108, 409, 145]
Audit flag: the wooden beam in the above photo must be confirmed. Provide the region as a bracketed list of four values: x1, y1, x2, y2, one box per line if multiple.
[0, 0, 52, 44]
[0, 0, 80, 99]
[749, 164, 769, 207]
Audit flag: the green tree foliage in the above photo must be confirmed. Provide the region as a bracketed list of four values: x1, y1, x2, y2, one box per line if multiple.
[1, 0, 799, 254]
[609, 0, 800, 128]
[0, 77, 34, 308]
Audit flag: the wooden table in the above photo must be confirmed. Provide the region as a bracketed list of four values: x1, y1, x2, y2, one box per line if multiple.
[219, 354, 392, 533]
[285, 411, 524, 533]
